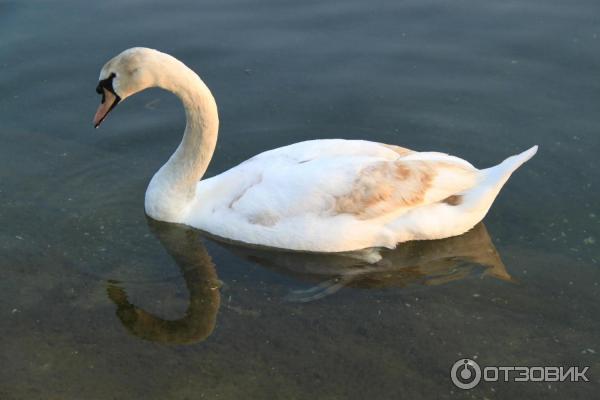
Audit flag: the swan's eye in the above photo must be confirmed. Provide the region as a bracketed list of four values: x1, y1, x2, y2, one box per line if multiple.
[96, 72, 117, 97]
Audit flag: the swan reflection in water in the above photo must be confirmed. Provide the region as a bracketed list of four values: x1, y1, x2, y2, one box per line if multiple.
[107, 220, 221, 345]
[107, 219, 512, 344]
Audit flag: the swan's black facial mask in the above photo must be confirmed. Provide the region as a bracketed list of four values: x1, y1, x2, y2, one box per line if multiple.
[93, 73, 121, 128]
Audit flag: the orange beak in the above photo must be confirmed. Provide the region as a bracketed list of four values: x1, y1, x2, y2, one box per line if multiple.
[93, 87, 120, 128]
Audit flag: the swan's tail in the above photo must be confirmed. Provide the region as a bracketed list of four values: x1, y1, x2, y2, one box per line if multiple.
[463, 145, 538, 218]
[386, 145, 538, 243]
[481, 145, 538, 187]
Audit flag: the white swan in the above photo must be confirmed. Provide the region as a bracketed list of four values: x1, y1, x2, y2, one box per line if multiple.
[93, 47, 537, 253]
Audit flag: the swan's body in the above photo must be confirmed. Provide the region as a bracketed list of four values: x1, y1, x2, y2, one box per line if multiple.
[95, 48, 537, 253]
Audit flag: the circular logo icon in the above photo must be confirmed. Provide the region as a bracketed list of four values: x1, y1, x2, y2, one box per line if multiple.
[451, 358, 482, 389]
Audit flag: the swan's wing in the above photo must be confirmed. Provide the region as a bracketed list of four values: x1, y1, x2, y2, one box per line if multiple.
[188, 139, 481, 251]
[204, 140, 480, 222]
[330, 157, 479, 219]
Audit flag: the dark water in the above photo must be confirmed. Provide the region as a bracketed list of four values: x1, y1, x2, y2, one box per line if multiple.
[1, 0, 599, 398]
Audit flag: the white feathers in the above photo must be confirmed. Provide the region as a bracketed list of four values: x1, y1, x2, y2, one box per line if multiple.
[182, 140, 537, 251]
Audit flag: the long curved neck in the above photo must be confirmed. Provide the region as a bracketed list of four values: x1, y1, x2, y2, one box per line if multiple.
[145, 55, 219, 222]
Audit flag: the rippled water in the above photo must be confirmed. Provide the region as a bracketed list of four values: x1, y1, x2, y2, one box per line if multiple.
[1, 0, 599, 398]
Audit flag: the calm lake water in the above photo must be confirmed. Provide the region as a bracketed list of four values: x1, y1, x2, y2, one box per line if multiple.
[1, 0, 599, 398]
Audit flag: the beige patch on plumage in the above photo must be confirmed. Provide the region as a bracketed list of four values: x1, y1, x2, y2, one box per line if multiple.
[248, 212, 280, 227]
[334, 160, 435, 219]
[381, 143, 414, 157]
[333, 159, 478, 219]
[443, 195, 463, 206]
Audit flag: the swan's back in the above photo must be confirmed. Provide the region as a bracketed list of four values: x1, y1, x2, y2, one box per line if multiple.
[183, 139, 537, 253]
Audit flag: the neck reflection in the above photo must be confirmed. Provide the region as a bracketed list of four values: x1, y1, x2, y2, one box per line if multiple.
[107, 218, 221, 345]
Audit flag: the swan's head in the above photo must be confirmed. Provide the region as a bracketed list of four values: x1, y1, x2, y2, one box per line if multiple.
[93, 47, 162, 128]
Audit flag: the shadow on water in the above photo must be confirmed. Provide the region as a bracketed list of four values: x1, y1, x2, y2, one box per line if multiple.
[107, 218, 513, 345]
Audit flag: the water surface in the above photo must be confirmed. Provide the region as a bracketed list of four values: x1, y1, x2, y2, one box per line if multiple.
[1, 0, 599, 398]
